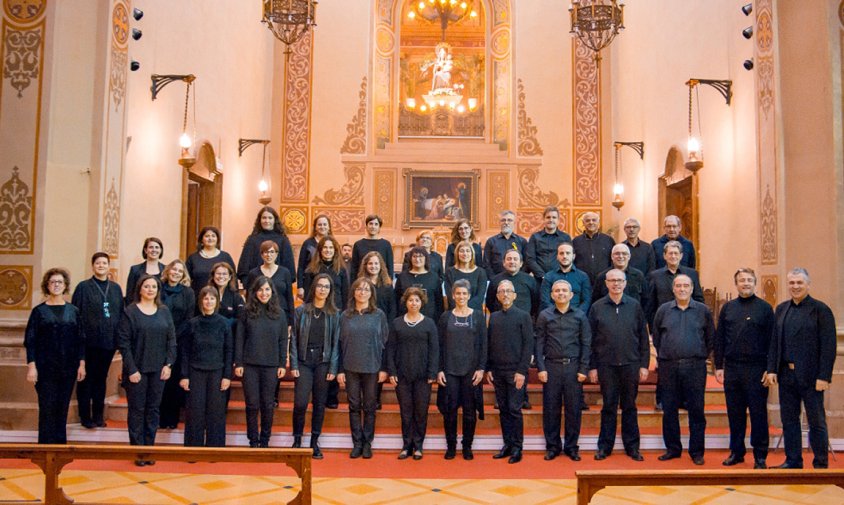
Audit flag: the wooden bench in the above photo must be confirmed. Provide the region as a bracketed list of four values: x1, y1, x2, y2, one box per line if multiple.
[0, 444, 312, 505]
[576, 469, 844, 505]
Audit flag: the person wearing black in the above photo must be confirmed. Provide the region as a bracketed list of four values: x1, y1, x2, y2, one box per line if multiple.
[444, 240, 488, 311]
[337, 278, 389, 459]
[483, 210, 527, 278]
[302, 236, 350, 312]
[359, 251, 397, 410]
[158, 259, 196, 430]
[621, 218, 655, 278]
[486, 250, 538, 316]
[714, 268, 774, 469]
[652, 274, 715, 465]
[290, 274, 340, 459]
[26, 268, 86, 444]
[535, 279, 591, 462]
[73, 252, 123, 429]
[588, 269, 650, 461]
[396, 247, 444, 322]
[125, 237, 165, 305]
[245, 240, 295, 323]
[179, 286, 233, 447]
[540, 242, 592, 312]
[117, 275, 177, 465]
[341, 243, 353, 273]
[645, 240, 704, 326]
[237, 206, 296, 288]
[525, 206, 572, 285]
[437, 279, 487, 460]
[444, 218, 482, 269]
[234, 276, 288, 448]
[764, 268, 837, 469]
[296, 214, 333, 300]
[401, 230, 445, 284]
[591, 244, 647, 306]
[185, 226, 235, 296]
[208, 262, 244, 327]
[487, 280, 533, 464]
[350, 214, 394, 281]
[387, 287, 438, 460]
[652, 215, 696, 269]
[572, 211, 615, 285]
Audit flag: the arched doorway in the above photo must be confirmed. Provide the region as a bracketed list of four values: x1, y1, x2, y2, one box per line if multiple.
[658, 146, 698, 259]
[180, 142, 223, 259]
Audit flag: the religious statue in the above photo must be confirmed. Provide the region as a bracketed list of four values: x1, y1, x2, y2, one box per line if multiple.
[430, 42, 454, 92]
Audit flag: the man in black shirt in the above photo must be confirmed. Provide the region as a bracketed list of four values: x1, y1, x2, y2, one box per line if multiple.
[652, 274, 714, 465]
[652, 215, 696, 269]
[525, 206, 572, 286]
[350, 215, 394, 280]
[714, 268, 774, 469]
[646, 241, 704, 326]
[591, 243, 647, 306]
[483, 210, 527, 278]
[572, 211, 615, 285]
[764, 268, 837, 469]
[588, 269, 649, 461]
[621, 217, 655, 277]
[487, 280, 533, 464]
[535, 279, 591, 461]
[486, 250, 537, 316]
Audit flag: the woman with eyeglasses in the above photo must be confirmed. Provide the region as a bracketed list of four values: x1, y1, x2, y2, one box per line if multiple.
[289, 273, 340, 459]
[444, 240, 488, 312]
[395, 246, 443, 322]
[185, 226, 235, 296]
[245, 240, 295, 324]
[444, 219, 482, 269]
[297, 214, 332, 300]
[207, 262, 244, 327]
[158, 259, 196, 430]
[337, 278, 389, 459]
[125, 237, 165, 305]
[237, 206, 296, 289]
[25, 268, 86, 444]
[401, 230, 444, 283]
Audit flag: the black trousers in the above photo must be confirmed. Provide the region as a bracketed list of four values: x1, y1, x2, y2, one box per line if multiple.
[243, 365, 278, 445]
[124, 372, 166, 446]
[36, 370, 76, 444]
[779, 366, 829, 468]
[345, 371, 379, 446]
[396, 378, 432, 451]
[492, 369, 525, 450]
[442, 373, 476, 449]
[597, 363, 641, 454]
[659, 358, 706, 457]
[542, 360, 582, 453]
[723, 361, 768, 460]
[292, 360, 330, 436]
[159, 364, 185, 428]
[76, 347, 115, 424]
[184, 367, 227, 447]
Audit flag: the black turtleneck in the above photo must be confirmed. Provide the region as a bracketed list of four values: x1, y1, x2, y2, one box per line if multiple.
[714, 294, 775, 368]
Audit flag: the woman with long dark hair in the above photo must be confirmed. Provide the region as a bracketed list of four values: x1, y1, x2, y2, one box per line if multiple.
[358, 251, 396, 321]
[207, 262, 244, 327]
[395, 246, 443, 322]
[444, 240, 488, 311]
[185, 226, 235, 296]
[125, 237, 165, 305]
[337, 278, 389, 459]
[290, 273, 340, 459]
[234, 276, 288, 447]
[303, 236, 349, 311]
[387, 287, 438, 460]
[158, 259, 195, 430]
[117, 275, 177, 465]
[297, 214, 332, 300]
[444, 219, 482, 269]
[245, 240, 294, 324]
[237, 206, 296, 288]
[25, 268, 86, 444]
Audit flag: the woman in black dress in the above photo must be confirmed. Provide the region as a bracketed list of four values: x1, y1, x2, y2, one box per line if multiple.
[158, 259, 195, 429]
[208, 262, 244, 327]
[444, 219, 482, 269]
[185, 226, 235, 296]
[125, 237, 165, 304]
[302, 236, 349, 311]
[387, 287, 438, 460]
[25, 268, 86, 444]
[237, 206, 296, 288]
[401, 230, 444, 283]
[117, 275, 177, 465]
[245, 240, 294, 324]
[395, 246, 443, 322]
[72, 252, 123, 429]
[180, 286, 233, 447]
[289, 273, 340, 459]
[296, 214, 332, 300]
[234, 276, 288, 448]
[437, 279, 487, 460]
[444, 240, 488, 311]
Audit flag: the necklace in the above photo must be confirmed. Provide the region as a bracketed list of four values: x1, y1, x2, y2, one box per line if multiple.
[313, 309, 323, 319]
[199, 248, 219, 258]
[404, 314, 423, 327]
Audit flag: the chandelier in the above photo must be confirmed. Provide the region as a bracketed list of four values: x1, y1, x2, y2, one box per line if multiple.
[408, 0, 477, 40]
[569, 0, 624, 57]
[262, 0, 317, 54]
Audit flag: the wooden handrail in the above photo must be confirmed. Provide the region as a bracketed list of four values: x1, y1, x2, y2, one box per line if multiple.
[0, 444, 312, 505]
[576, 469, 844, 505]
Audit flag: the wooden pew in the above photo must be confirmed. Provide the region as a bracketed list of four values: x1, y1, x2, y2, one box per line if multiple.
[0, 444, 312, 505]
[576, 469, 844, 505]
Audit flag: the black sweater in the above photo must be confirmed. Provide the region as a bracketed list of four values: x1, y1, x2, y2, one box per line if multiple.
[218, 288, 245, 325]
[185, 250, 235, 295]
[338, 310, 389, 374]
[302, 263, 350, 311]
[487, 306, 533, 375]
[234, 307, 288, 368]
[237, 231, 296, 286]
[25, 303, 85, 373]
[351, 238, 394, 281]
[714, 295, 774, 368]
[71, 277, 124, 349]
[180, 313, 233, 378]
[117, 304, 177, 376]
[374, 283, 397, 321]
[395, 270, 443, 322]
[437, 310, 487, 376]
[386, 316, 439, 382]
[161, 283, 195, 335]
[444, 267, 488, 311]
[246, 266, 295, 325]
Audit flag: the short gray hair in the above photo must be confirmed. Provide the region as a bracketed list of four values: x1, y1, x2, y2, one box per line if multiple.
[787, 267, 811, 283]
[663, 240, 683, 254]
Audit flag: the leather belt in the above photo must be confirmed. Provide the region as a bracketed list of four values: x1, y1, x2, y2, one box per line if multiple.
[547, 357, 577, 364]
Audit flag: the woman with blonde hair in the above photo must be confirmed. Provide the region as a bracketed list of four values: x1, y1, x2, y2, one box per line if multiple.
[444, 240, 488, 311]
[158, 259, 195, 430]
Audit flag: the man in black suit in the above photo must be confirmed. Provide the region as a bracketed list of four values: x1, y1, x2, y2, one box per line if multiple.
[764, 268, 837, 469]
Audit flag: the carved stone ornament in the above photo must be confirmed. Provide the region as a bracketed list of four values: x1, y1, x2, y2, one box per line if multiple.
[3, 0, 46, 23]
[281, 31, 313, 202]
[311, 164, 364, 206]
[341, 77, 367, 154]
[518, 166, 559, 208]
[0, 166, 32, 251]
[573, 38, 601, 205]
[102, 178, 120, 257]
[760, 184, 777, 264]
[517, 79, 543, 156]
[3, 25, 42, 98]
[0, 265, 30, 310]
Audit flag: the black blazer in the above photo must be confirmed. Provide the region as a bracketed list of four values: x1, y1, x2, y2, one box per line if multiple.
[767, 295, 837, 387]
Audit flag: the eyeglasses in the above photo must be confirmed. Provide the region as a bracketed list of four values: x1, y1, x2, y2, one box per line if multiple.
[497, 289, 515, 294]
[315, 284, 331, 290]
[606, 279, 626, 283]
[262, 250, 278, 255]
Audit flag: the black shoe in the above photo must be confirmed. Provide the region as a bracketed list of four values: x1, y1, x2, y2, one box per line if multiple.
[350, 445, 363, 459]
[134, 459, 146, 467]
[145, 460, 155, 466]
[249, 441, 259, 448]
[362, 443, 373, 459]
[813, 463, 829, 469]
[493, 446, 512, 459]
[311, 441, 323, 460]
[412, 450, 423, 460]
[259, 441, 269, 448]
[326, 402, 339, 409]
[722, 453, 744, 466]
[774, 462, 802, 469]
[291, 435, 302, 448]
[753, 459, 766, 469]
[398, 449, 410, 460]
[581, 403, 590, 411]
[444, 446, 456, 460]
[544, 450, 559, 461]
[692, 455, 705, 466]
[522, 400, 532, 410]
[462, 447, 473, 460]
[508, 449, 522, 464]
[658, 452, 681, 461]
[81, 420, 96, 429]
[654, 402, 663, 412]
[565, 450, 581, 462]
[594, 450, 609, 461]
[375, 402, 382, 411]
[95, 419, 107, 428]
[628, 451, 644, 462]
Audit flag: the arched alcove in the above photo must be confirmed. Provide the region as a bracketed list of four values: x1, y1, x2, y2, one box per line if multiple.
[658, 146, 698, 260]
[180, 142, 223, 258]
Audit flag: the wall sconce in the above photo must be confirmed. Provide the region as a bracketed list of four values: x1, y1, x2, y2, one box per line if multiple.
[240, 138, 272, 205]
[684, 78, 732, 173]
[150, 74, 197, 169]
[612, 141, 644, 210]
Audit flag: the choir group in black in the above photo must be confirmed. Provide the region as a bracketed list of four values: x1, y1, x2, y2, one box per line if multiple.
[25, 206, 836, 470]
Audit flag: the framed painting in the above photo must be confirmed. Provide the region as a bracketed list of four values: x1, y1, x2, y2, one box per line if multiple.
[402, 169, 480, 229]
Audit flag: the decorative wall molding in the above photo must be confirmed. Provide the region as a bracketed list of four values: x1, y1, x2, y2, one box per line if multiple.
[281, 30, 313, 203]
[572, 208, 600, 235]
[516, 79, 542, 157]
[518, 166, 559, 208]
[572, 39, 601, 206]
[3, 0, 46, 23]
[0, 166, 32, 252]
[312, 164, 364, 206]
[102, 178, 120, 257]
[756, 0, 774, 120]
[340, 76, 367, 154]
[756, 0, 778, 267]
[760, 185, 777, 264]
[280, 206, 308, 235]
[0, 265, 31, 310]
[761, 274, 777, 308]
[3, 24, 42, 98]
[373, 168, 396, 229]
[317, 207, 365, 234]
[109, 1, 129, 111]
[516, 208, 570, 237]
[487, 171, 509, 228]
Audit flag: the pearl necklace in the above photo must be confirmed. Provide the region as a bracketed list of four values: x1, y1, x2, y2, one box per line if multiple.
[404, 314, 423, 327]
